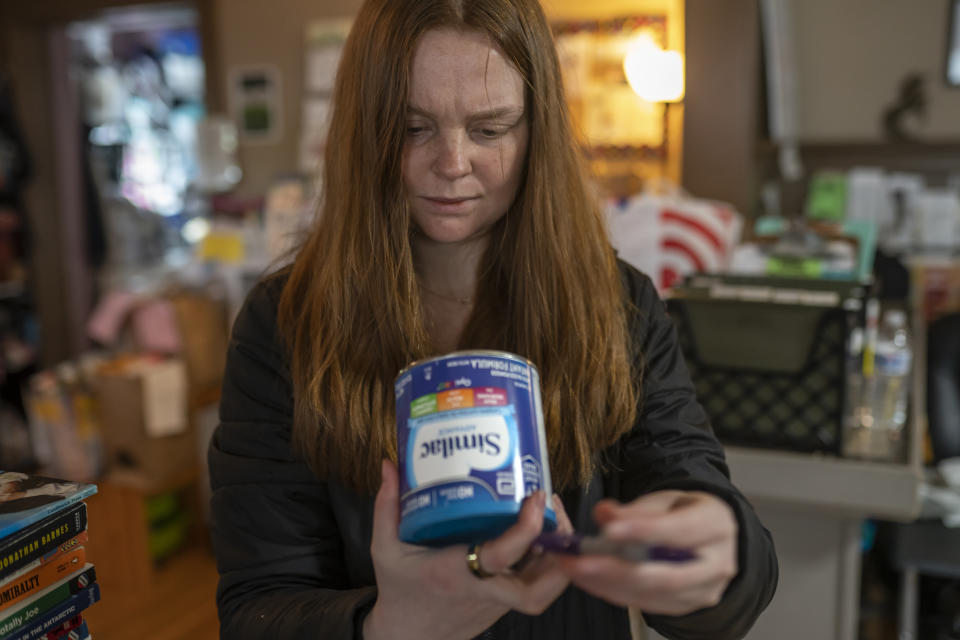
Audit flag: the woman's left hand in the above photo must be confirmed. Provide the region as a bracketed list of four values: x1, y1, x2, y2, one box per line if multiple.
[557, 490, 738, 616]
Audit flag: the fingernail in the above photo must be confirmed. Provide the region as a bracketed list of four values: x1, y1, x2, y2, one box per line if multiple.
[521, 491, 547, 511]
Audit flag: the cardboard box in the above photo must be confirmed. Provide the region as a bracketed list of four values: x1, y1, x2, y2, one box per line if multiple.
[84, 468, 200, 592]
[95, 358, 196, 488]
[168, 292, 229, 393]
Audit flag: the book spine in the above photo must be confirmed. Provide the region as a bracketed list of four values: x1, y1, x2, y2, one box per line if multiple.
[0, 506, 87, 579]
[35, 615, 81, 640]
[0, 549, 87, 613]
[0, 485, 96, 542]
[0, 565, 95, 636]
[0, 583, 99, 640]
[38, 618, 85, 640]
[0, 532, 89, 592]
[37, 534, 87, 567]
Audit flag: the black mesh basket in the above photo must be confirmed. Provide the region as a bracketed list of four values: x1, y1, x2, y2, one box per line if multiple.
[666, 277, 866, 455]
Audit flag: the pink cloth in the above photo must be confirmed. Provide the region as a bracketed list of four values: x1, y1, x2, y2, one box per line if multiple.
[132, 299, 182, 354]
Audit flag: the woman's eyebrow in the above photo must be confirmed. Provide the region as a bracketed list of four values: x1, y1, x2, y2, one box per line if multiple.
[406, 105, 525, 121]
[469, 106, 525, 121]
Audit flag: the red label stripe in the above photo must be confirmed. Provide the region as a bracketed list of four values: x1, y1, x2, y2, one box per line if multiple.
[661, 209, 725, 254]
[661, 238, 706, 272]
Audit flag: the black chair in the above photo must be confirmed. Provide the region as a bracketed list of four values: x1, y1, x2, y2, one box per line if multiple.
[885, 312, 960, 639]
[928, 313, 960, 463]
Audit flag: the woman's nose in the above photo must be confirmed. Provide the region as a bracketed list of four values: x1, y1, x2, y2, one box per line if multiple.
[432, 131, 471, 180]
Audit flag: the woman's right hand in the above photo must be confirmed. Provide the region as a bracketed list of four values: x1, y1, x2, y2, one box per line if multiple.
[362, 460, 572, 640]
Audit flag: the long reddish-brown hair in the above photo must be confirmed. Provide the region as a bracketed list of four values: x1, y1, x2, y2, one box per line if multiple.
[278, 0, 639, 493]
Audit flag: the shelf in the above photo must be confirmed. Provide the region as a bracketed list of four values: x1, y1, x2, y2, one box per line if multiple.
[755, 140, 960, 186]
[725, 445, 923, 521]
[757, 139, 960, 155]
[723, 286, 930, 523]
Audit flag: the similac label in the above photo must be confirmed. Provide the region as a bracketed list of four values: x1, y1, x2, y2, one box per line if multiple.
[410, 411, 513, 486]
[395, 352, 553, 544]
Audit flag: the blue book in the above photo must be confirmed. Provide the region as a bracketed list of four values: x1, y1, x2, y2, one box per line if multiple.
[0, 583, 99, 640]
[0, 474, 97, 541]
[0, 564, 97, 636]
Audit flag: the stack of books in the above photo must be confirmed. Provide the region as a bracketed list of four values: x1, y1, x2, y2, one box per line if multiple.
[0, 472, 100, 640]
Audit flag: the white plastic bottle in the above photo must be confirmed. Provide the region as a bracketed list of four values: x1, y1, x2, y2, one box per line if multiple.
[844, 327, 865, 429]
[873, 310, 912, 429]
[866, 309, 912, 459]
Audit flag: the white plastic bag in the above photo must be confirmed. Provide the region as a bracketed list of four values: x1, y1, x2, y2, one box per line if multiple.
[606, 181, 743, 292]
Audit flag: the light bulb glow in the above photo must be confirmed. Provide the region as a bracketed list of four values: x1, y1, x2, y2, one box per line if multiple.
[182, 217, 211, 244]
[623, 36, 685, 103]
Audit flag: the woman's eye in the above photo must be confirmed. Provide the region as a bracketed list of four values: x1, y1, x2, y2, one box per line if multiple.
[477, 128, 503, 139]
[406, 125, 427, 137]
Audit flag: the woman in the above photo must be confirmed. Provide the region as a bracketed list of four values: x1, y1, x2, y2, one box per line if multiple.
[208, 0, 778, 638]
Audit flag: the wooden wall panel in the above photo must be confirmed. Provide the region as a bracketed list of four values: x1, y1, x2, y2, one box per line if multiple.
[682, 0, 761, 214]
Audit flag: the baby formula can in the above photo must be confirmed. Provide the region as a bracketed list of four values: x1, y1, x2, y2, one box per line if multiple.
[395, 350, 557, 545]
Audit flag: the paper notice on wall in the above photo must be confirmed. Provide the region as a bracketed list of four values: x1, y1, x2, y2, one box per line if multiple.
[141, 360, 188, 438]
[299, 97, 332, 174]
[300, 19, 351, 173]
[306, 45, 343, 93]
[229, 65, 283, 144]
[917, 189, 960, 250]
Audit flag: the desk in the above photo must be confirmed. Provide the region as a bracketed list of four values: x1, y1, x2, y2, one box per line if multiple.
[725, 448, 923, 640]
[715, 306, 928, 639]
[640, 447, 923, 640]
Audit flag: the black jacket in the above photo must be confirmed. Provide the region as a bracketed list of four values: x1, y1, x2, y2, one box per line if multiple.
[209, 263, 778, 639]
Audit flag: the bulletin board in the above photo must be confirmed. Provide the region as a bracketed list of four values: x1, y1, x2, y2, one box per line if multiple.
[553, 16, 669, 157]
[552, 16, 670, 195]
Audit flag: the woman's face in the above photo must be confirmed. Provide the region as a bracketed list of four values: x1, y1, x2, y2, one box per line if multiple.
[403, 28, 529, 247]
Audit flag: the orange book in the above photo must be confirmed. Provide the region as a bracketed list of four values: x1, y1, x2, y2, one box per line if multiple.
[0, 531, 88, 590]
[0, 546, 86, 612]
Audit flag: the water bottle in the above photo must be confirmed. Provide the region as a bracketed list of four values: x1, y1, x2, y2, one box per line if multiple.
[872, 310, 912, 430]
[843, 327, 863, 416]
[842, 327, 868, 458]
[844, 327, 865, 428]
[861, 309, 911, 460]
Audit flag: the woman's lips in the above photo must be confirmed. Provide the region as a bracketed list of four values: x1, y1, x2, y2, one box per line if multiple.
[421, 196, 479, 213]
[425, 196, 478, 204]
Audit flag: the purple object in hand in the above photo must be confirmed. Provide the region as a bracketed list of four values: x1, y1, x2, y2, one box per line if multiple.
[532, 533, 696, 563]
